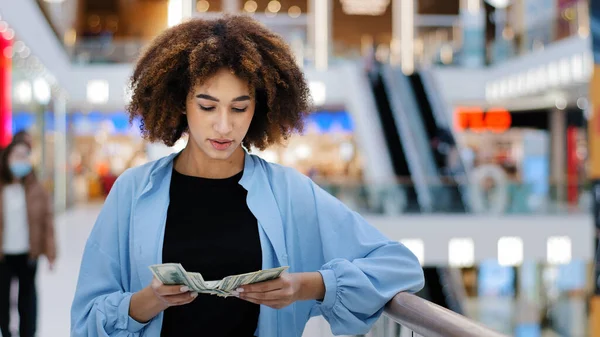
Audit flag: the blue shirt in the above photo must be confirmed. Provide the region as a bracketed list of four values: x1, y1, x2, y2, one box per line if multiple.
[70, 151, 424, 337]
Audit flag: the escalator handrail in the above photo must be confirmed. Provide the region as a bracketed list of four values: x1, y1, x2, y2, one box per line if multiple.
[384, 292, 510, 337]
[381, 66, 440, 211]
[419, 70, 473, 211]
[419, 70, 471, 182]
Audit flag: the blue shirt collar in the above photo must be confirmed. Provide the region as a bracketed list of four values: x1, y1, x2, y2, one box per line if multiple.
[146, 149, 257, 192]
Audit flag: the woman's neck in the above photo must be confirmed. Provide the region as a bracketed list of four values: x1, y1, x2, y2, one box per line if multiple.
[174, 143, 245, 179]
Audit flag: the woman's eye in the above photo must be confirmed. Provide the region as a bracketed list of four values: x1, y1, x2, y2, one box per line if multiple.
[199, 105, 215, 111]
[232, 107, 248, 113]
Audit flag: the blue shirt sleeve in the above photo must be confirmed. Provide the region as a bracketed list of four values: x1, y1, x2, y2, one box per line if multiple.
[70, 176, 149, 336]
[308, 182, 425, 335]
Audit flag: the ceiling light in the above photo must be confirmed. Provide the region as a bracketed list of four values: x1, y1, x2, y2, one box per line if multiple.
[309, 81, 326, 106]
[340, 0, 389, 15]
[497, 236, 523, 267]
[288, 5, 301, 18]
[33, 78, 51, 105]
[196, 0, 210, 12]
[87, 80, 109, 104]
[14, 81, 32, 104]
[244, 0, 258, 12]
[449, 238, 475, 268]
[547, 236, 572, 265]
[267, 1, 281, 13]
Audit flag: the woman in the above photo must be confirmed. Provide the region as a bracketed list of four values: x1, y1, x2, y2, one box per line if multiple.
[0, 140, 55, 337]
[71, 15, 424, 337]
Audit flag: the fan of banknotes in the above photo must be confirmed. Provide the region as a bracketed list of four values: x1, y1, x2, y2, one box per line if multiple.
[149, 263, 289, 298]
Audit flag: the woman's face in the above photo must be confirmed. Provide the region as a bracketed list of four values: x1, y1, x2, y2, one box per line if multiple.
[185, 68, 256, 161]
[9, 144, 31, 165]
[8, 144, 32, 179]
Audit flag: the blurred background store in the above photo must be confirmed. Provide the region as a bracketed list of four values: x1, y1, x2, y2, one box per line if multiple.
[1, 0, 600, 336]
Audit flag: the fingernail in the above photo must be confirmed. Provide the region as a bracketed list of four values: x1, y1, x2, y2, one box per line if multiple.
[191, 292, 198, 298]
[236, 288, 244, 293]
[180, 286, 189, 292]
[231, 291, 239, 297]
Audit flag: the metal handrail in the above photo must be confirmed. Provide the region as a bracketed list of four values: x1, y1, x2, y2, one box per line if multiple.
[383, 293, 509, 337]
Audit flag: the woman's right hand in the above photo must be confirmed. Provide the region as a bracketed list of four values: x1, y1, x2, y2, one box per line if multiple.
[149, 277, 199, 307]
[129, 277, 198, 323]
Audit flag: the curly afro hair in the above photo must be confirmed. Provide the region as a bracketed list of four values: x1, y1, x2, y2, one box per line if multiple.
[127, 15, 313, 150]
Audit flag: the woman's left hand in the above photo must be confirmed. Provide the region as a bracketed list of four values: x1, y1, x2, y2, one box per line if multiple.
[234, 272, 301, 309]
[235, 272, 325, 309]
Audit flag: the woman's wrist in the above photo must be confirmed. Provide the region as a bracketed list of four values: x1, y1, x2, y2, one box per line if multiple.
[298, 272, 325, 302]
[129, 286, 167, 323]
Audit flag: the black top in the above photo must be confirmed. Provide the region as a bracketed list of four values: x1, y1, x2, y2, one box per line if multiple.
[160, 169, 262, 337]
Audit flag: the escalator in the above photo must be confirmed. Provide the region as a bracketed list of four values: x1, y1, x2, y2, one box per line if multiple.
[367, 65, 467, 313]
[404, 72, 467, 313]
[408, 73, 466, 212]
[368, 69, 420, 212]
[376, 69, 466, 313]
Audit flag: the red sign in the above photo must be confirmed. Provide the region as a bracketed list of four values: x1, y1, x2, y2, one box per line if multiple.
[454, 107, 512, 133]
[0, 34, 12, 148]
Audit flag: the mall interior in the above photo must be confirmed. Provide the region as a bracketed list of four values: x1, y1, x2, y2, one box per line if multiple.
[0, 0, 599, 336]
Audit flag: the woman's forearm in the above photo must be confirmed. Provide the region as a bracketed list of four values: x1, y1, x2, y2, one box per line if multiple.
[129, 286, 167, 323]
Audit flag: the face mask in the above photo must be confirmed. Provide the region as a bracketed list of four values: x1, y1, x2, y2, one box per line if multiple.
[10, 162, 32, 179]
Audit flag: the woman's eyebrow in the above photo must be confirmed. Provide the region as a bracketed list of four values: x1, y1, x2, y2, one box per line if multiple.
[195, 94, 251, 102]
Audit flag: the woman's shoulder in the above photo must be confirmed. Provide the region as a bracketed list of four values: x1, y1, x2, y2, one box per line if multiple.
[249, 154, 315, 195]
[251, 154, 309, 183]
[115, 155, 174, 193]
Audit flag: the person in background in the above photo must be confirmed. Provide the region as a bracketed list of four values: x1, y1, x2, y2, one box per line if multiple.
[0, 140, 56, 337]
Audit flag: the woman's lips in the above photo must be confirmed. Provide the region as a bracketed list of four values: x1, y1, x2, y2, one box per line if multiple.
[209, 139, 233, 151]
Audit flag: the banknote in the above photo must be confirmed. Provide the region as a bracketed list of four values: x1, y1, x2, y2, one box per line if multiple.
[149, 263, 193, 288]
[149, 264, 289, 298]
[221, 266, 288, 292]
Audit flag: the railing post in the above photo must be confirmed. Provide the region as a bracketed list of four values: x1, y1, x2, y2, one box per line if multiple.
[383, 316, 398, 337]
[366, 317, 386, 337]
[399, 326, 413, 337]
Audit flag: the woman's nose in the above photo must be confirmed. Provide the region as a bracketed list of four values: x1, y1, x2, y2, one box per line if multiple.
[214, 110, 233, 134]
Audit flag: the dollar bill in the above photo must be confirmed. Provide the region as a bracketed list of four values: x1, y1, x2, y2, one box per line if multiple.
[149, 263, 193, 287]
[148, 264, 289, 298]
[250, 266, 288, 284]
[221, 266, 289, 292]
